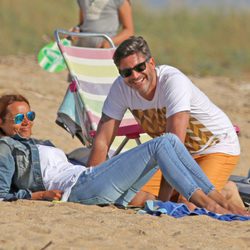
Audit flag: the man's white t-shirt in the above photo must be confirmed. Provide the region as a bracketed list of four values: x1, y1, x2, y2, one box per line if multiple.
[103, 65, 240, 155]
[37, 145, 88, 201]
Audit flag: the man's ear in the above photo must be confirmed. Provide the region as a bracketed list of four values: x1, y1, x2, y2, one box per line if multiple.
[149, 57, 156, 68]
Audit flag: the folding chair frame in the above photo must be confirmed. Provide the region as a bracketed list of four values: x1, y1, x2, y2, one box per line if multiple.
[54, 29, 144, 154]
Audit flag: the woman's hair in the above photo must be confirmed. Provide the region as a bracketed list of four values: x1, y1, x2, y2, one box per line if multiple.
[0, 94, 30, 119]
[113, 36, 152, 67]
[0, 94, 30, 135]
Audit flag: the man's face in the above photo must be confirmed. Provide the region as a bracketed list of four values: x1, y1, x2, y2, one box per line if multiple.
[118, 53, 157, 99]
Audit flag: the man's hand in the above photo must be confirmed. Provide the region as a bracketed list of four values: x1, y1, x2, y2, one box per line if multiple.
[31, 190, 63, 201]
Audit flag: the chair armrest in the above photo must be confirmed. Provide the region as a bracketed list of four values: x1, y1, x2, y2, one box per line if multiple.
[89, 124, 145, 139]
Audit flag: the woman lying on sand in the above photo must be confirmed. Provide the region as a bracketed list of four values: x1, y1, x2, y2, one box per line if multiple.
[0, 94, 248, 216]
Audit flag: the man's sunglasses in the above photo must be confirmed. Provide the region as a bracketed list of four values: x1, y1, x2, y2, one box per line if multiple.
[12, 111, 36, 124]
[118, 57, 150, 78]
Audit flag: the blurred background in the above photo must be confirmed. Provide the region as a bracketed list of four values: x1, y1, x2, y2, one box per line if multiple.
[1, 0, 250, 78]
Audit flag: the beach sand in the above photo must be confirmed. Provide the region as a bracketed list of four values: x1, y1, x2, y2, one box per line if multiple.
[0, 55, 249, 249]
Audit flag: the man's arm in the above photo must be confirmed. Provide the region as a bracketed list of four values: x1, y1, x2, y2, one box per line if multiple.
[87, 113, 121, 167]
[166, 111, 190, 142]
[158, 111, 190, 201]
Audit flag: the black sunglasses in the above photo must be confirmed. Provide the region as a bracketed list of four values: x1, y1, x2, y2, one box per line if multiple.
[118, 57, 150, 78]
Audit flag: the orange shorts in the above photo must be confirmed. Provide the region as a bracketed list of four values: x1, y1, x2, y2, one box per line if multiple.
[141, 153, 240, 196]
[141, 169, 162, 196]
[194, 153, 240, 191]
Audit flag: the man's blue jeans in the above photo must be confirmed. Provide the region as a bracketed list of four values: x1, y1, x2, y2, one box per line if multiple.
[68, 133, 215, 206]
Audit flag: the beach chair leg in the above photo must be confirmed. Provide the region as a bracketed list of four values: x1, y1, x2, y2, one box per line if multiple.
[113, 136, 142, 156]
[135, 138, 141, 145]
[113, 137, 130, 156]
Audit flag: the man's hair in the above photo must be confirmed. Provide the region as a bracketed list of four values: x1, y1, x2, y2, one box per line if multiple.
[113, 36, 152, 67]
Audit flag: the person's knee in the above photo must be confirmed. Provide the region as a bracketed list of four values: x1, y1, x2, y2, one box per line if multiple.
[158, 133, 177, 148]
[221, 181, 245, 208]
[221, 181, 238, 199]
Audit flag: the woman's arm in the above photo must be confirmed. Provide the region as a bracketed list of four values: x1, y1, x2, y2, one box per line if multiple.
[69, 8, 84, 33]
[0, 143, 63, 202]
[0, 143, 31, 200]
[101, 0, 134, 48]
[78, 8, 84, 27]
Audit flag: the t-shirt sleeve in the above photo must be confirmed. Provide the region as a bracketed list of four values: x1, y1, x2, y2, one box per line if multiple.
[102, 78, 127, 120]
[163, 74, 192, 118]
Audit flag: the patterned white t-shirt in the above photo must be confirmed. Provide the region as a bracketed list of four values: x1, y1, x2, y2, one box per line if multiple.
[103, 65, 240, 155]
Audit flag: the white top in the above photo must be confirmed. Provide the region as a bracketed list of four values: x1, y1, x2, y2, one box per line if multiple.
[37, 145, 87, 201]
[103, 65, 240, 155]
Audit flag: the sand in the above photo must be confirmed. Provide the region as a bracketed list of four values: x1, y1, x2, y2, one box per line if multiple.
[0, 55, 249, 249]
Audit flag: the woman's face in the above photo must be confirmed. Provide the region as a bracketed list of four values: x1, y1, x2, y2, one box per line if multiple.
[0, 101, 34, 138]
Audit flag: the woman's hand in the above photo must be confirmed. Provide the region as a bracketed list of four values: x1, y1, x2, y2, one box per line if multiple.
[67, 26, 80, 42]
[31, 190, 63, 201]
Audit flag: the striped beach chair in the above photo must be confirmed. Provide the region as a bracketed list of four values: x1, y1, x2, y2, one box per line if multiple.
[54, 29, 149, 156]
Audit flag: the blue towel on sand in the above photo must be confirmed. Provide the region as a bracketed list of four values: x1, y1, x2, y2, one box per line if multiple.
[138, 200, 250, 221]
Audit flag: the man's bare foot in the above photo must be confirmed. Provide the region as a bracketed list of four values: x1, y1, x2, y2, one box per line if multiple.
[227, 203, 250, 216]
[189, 189, 238, 214]
[208, 189, 249, 216]
[178, 195, 197, 211]
[205, 202, 231, 214]
[179, 192, 248, 215]
[129, 191, 156, 207]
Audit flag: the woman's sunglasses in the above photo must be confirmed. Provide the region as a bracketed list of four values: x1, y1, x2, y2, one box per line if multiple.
[118, 57, 150, 78]
[12, 111, 36, 124]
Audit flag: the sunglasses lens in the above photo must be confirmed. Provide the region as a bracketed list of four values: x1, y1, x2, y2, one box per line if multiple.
[27, 111, 36, 121]
[134, 62, 146, 73]
[13, 112, 36, 124]
[119, 69, 132, 78]
[14, 114, 25, 124]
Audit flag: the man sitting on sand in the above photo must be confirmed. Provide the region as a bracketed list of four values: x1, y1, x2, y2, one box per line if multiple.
[87, 36, 244, 208]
